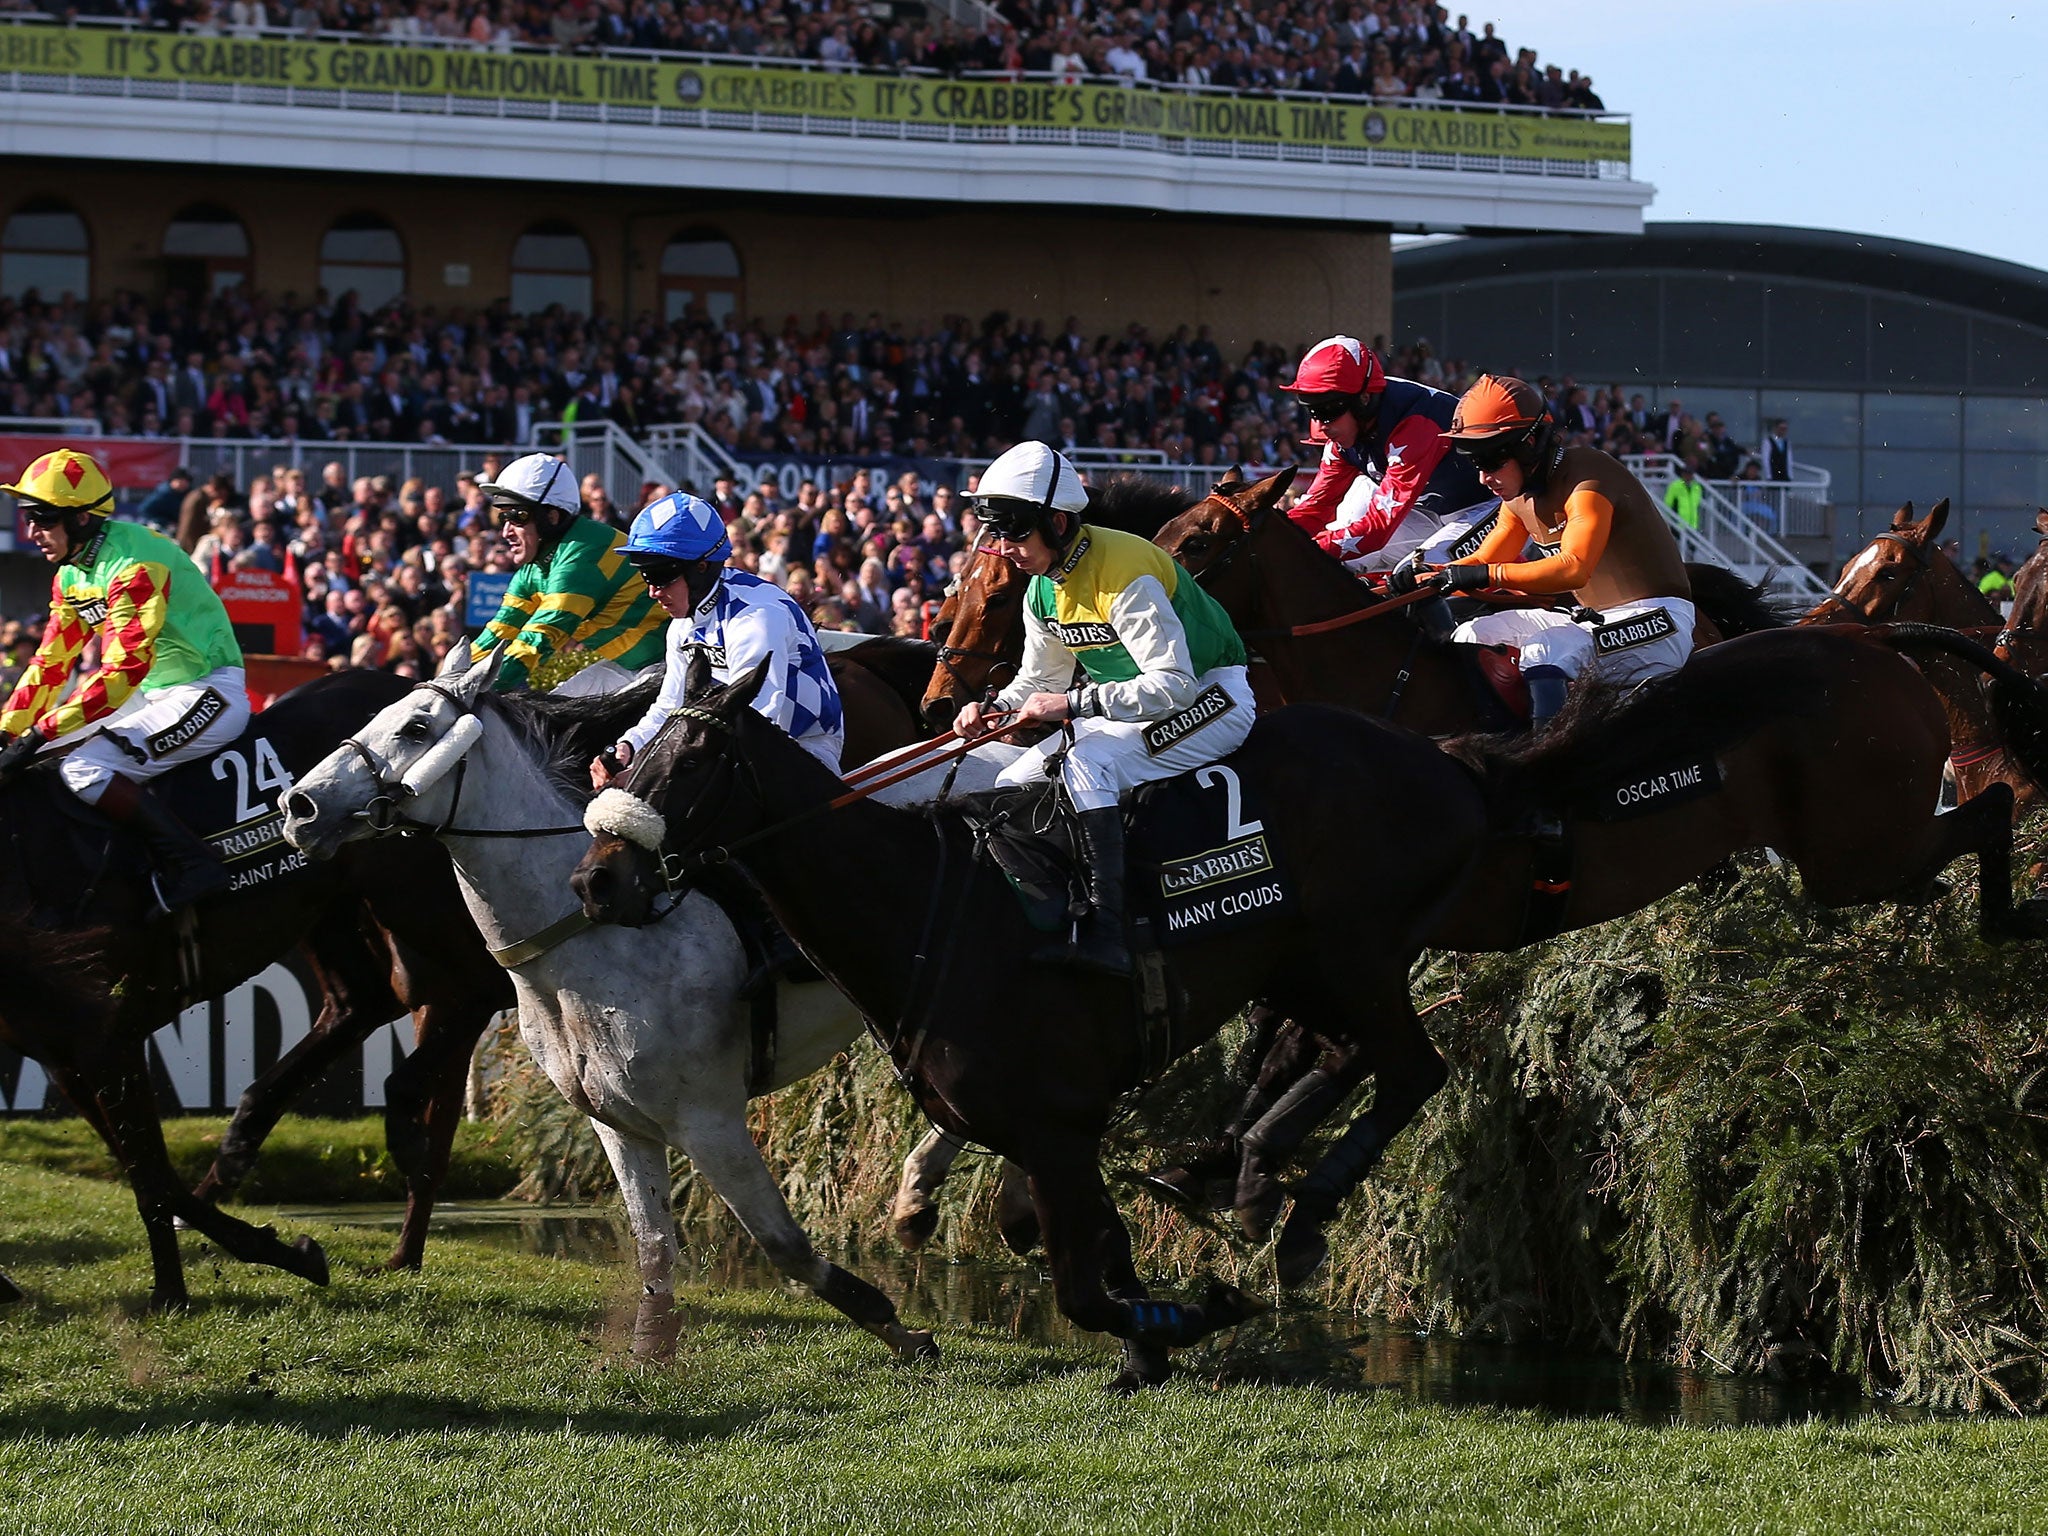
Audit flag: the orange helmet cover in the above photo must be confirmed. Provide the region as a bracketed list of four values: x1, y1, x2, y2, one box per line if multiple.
[1445, 374, 1548, 440]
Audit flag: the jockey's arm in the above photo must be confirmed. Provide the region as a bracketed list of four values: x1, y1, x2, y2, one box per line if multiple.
[1070, 577, 1202, 722]
[1461, 485, 1614, 597]
[990, 609, 1078, 714]
[0, 597, 88, 739]
[1316, 416, 1454, 560]
[1283, 445, 1359, 537]
[481, 552, 605, 691]
[15, 563, 169, 740]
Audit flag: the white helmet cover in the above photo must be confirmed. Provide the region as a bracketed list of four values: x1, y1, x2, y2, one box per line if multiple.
[974, 441, 1088, 515]
[478, 452, 579, 514]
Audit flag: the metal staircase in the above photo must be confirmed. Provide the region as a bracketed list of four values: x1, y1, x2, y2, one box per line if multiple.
[1624, 454, 1832, 604]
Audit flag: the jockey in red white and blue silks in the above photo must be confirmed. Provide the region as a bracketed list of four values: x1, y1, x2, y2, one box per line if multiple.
[605, 491, 844, 775]
[1280, 335, 1498, 574]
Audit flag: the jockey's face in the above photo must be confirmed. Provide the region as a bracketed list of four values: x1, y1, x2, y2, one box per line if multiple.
[991, 525, 1056, 577]
[497, 501, 553, 565]
[1478, 458, 1527, 500]
[24, 513, 73, 563]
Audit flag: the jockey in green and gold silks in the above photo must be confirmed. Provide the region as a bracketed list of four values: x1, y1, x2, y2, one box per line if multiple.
[0, 448, 247, 911]
[953, 442, 1254, 977]
[468, 453, 665, 691]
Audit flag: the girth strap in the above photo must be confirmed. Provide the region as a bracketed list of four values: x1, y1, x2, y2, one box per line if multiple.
[489, 908, 593, 968]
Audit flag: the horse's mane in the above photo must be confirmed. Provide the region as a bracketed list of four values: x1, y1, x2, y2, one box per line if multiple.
[1683, 562, 1795, 637]
[1088, 474, 1199, 537]
[1446, 641, 1832, 807]
[477, 675, 662, 805]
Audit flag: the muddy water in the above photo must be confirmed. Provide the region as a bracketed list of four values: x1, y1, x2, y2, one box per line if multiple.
[281, 1202, 1907, 1426]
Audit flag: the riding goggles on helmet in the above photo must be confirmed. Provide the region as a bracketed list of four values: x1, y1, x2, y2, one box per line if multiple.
[17, 500, 76, 528]
[492, 497, 545, 527]
[628, 553, 695, 589]
[1297, 393, 1356, 427]
[973, 497, 1044, 542]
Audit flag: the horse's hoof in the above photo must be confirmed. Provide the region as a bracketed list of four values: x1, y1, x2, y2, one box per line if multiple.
[1235, 1181, 1283, 1245]
[997, 1211, 1043, 1257]
[1274, 1221, 1330, 1290]
[892, 1203, 940, 1252]
[145, 1289, 190, 1314]
[1134, 1166, 1206, 1210]
[1200, 1279, 1266, 1330]
[291, 1236, 330, 1287]
[0, 1272, 23, 1305]
[895, 1328, 940, 1362]
[382, 1249, 425, 1274]
[1992, 899, 2048, 942]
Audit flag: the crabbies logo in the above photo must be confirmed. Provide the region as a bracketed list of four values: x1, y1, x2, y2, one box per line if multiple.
[1363, 111, 1389, 145]
[675, 70, 705, 105]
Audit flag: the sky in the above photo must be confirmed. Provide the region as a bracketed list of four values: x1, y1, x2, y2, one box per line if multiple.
[1475, 1, 2048, 272]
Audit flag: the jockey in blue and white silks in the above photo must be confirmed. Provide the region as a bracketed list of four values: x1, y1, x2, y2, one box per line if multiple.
[599, 491, 844, 779]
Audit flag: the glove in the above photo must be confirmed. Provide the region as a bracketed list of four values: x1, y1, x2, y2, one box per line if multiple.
[0, 729, 45, 783]
[1441, 563, 1491, 594]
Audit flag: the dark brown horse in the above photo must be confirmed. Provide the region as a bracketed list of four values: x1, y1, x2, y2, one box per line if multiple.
[1806, 499, 2048, 811]
[0, 670, 512, 1309]
[570, 664, 1495, 1388]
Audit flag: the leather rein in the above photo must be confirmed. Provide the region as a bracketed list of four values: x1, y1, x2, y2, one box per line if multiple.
[1187, 498, 1445, 640]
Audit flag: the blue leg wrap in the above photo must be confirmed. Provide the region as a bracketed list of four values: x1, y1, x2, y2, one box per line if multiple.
[1526, 665, 1570, 729]
[1125, 1298, 1203, 1345]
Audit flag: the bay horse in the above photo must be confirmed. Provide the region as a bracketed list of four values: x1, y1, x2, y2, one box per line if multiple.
[280, 648, 1033, 1363]
[571, 663, 1498, 1389]
[2006, 510, 2048, 632]
[0, 669, 513, 1309]
[1806, 499, 2048, 810]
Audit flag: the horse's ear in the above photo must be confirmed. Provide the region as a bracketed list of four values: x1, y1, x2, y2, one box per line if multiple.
[683, 647, 715, 702]
[460, 642, 507, 702]
[723, 656, 773, 716]
[1245, 464, 1299, 512]
[1923, 498, 1951, 540]
[1890, 501, 1916, 530]
[2032, 508, 2048, 538]
[1217, 463, 1247, 491]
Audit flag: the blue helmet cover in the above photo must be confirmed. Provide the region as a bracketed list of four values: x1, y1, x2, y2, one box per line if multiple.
[627, 492, 732, 564]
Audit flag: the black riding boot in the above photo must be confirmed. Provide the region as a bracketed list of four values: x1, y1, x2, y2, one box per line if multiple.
[97, 775, 229, 912]
[1036, 806, 1133, 977]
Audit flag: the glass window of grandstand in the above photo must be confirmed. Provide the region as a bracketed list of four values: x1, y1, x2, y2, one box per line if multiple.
[163, 205, 252, 296]
[659, 231, 742, 326]
[319, 214, 406, 311]
[1, 200, 90, 302]
[510, 225, 593, 316]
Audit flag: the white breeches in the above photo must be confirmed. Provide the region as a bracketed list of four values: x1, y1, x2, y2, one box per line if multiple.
[993, 665, 1257, 813]
[1452, 597, 1696, 689]
[58, 667, 250, 805]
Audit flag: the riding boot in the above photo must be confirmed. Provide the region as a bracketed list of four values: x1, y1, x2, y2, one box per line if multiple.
[95, 775, 230, 912]
[1035, 806, 1133, 977]
[1525, 665, 1571, 732]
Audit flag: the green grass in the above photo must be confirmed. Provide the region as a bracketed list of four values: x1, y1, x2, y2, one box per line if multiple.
[4, 1156, 2048, 1532]
[0, 1115, 520, 1205]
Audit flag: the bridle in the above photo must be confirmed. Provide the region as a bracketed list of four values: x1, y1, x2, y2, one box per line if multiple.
[930, 542, 1023, 694]
[342, 678, 589, 840]
[1810, 531, 1933, 625]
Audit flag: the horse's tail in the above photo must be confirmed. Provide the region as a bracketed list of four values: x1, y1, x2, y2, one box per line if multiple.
[0, 907, 109, 1035]
[1684, 561, 1795, 638]
[1878, 621, 2048, 788]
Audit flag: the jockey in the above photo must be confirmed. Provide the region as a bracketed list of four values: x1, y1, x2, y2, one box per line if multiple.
[955, 442, 1253, 977]
[469, 453, 666, 691]
[596, 490, 844, 783]
[0, 448, 247, 911]
[1409, 373, 1695, 729]
[1280, 335, 1496, 574]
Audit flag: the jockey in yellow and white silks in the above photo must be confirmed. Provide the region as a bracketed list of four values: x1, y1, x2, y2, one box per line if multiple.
[954, 442, 1253, 976]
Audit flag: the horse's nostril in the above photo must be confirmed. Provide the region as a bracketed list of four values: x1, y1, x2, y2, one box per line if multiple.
[576, 865, 612, 910]
[284, 790, 315, 823]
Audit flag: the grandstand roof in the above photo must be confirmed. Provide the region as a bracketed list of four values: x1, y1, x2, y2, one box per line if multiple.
[1394, 222, 2048, 332]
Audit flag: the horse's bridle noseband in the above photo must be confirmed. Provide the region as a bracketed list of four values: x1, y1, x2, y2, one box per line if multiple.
[1812, 530, 1932, 624]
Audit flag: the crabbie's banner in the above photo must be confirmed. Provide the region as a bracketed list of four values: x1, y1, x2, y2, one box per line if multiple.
[0, 24, 1630, 163]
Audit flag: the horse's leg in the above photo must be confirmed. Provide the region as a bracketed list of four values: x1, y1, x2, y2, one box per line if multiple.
[1138, 1003, 1300, 1208]
[1092, 1176, 1172, 1392]
[94, 1054, 330, 1296]
[46, 1059, 187, 1308]
[889, 1126, 966, 1250]
[671, 1102, 937, 1361]
[198, 917, 400, 1202]
[1233, 1038, 1373, 1244]
[587, 1120, 682, 1361]
[0, 1271, 20, 1305]
[383, 1000, 492, 1272]
[995, 1159, 1041, 1255]
[1026, 1138, 1256, 1390]
[1273, 975, 1450, 1290]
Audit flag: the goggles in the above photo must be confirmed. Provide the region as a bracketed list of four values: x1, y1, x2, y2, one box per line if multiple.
[1453, 428, 1531, 473]
[17, 501, 72, 528]
[974, 498, 1042, 541]
[492, 498, 544, 527]
[630, 555, 694, 589]
[1298, 393, 1355, 426]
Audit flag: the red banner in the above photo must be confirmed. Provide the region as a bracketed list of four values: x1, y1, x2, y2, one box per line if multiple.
[216, 567, 303, 659]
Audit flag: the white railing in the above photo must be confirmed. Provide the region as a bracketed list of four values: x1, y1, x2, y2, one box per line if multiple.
[641, 422, 744, 493]
[1625, 454, 1831, 601]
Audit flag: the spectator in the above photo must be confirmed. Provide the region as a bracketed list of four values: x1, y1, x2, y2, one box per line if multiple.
[1663, 461, 1703, 531]
[137, 466, 192, 531]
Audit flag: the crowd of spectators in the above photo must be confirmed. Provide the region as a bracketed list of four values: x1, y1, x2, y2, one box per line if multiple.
[26, 0, 1607, 109]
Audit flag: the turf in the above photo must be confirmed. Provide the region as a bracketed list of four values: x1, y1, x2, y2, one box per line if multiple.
[3, 1157, 2047, 1533]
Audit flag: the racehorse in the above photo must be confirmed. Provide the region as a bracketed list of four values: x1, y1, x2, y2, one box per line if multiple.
[0, 669, 512, 1308]
[279, 648, 1030, 1363]
[2006, 510, 2048, 633]
[1806, 500, 2048, 810]
[570, 661, 1497, 1389]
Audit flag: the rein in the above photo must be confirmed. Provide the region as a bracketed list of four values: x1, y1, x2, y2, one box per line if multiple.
[1186, 497, 1440, 641]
